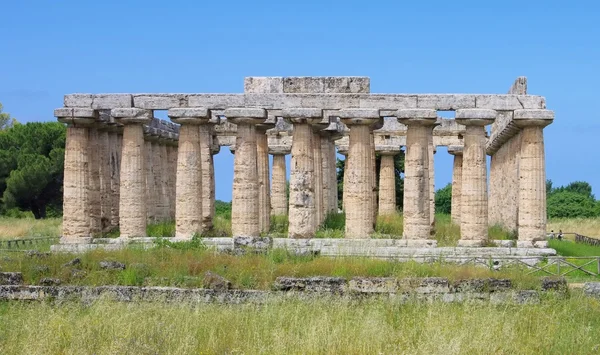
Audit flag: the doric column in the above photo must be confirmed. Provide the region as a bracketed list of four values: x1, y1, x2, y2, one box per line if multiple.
[312, 123, 329, 227]
[339, 109, 380, 239]
[225, 108, 267, 238]
[55, 108, 97, 243]
[456, 109, 496, 246]
[378, 148, 400, 215]
[158, 133, 171, 221]
[396, 109, 437, 240]
[168, 108, 210, 240]
[143, 127, 157, 223]
[282, 108, 323, 238]
[371, 120, 384, 225]
[514, 109, 554, 246]
[256, 124, 273, 233]
[448, 146, 463, 225]
[199, 120, 218, 232]
[112, 108, 153, 239]
[108, 125, 122, 229]
[98, 126, 112, 232]
[270, 147, 289, 216]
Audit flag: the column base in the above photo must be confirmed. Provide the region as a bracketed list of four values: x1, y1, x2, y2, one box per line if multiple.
[517, 240, 549, 248]
[457, 240, 485, 247]
[59, 237, 93, 245]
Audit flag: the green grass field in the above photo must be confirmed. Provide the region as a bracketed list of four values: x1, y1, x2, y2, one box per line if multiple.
[0, 294, 599, 354]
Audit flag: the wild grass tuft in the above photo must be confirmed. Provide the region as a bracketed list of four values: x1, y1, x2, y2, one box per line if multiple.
[0, 217, 62, 240]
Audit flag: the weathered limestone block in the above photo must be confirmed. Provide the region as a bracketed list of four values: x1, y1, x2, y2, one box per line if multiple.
[0, 272, 24, 285]
[396, 109, 437, 240]
[514, 109, 554, 243]
[270, 153, 288, 215]
[56, 110, 97, 243]
[283, 108, 323, 238]
[339, 109, 380, 238]
[448, 146, 463, 225]
[456, 109, 496, 245]
[113, 109, 153, 238]
[273, 277, 347, 293]
[378, 149, 399, 215]
[169, 109, 211, 240]
[226, 108, 267, 237]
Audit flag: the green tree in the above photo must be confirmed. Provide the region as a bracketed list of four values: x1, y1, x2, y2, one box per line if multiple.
[435, 183, 452, 214]
[0, 103, 18, 130]
[0, 122, 66, 218]
[547, 190, 599, 219]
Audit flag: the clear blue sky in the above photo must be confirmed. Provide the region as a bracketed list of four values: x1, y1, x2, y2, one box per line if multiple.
[1, 0, 598, 201]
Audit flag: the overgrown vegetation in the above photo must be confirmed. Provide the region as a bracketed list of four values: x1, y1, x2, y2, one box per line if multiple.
[1, 295, 599, 354]
[547, 180, 600, 219]
[0, 246, 562, 289]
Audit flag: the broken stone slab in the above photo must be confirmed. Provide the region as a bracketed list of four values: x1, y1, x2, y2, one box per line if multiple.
[512, 290, 540, 304]
[273, 277, 347, 293]
[451, 278, 512, 293]
[349, 277, 398, 293]
[99, 261, 126, 270]
[233, 236, 272, 253]
[62, 258, 81, 268]
[583, 283, 600, 299]
[541, 277, 568, 292]
[0, 272, 23, 285]
[203, 271, 232, 291]
[39, 278, 61, 286]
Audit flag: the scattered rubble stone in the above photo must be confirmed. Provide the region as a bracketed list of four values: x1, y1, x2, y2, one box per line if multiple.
[63, 258, 81, 268]
[99, 261, 126, 270]
[541, 277, 568, 292]
[0, 272, 23, 285]
[203, 271, 232, 291]
[39, 278, 61, 286]
[273, 277, 346, 293]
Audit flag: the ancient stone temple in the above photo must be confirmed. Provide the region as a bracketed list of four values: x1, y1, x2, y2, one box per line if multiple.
[55, 76, 553, 249]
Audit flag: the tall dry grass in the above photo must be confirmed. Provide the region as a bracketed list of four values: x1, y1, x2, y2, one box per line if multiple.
[0, 295, 598, 354]
[0, 217, 62, 240]
[548, 217, 600, 238]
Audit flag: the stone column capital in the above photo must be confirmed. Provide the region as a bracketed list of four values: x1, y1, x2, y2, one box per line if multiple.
[513, 109, 554, 128]
[377, 146, 401, 156]
[225, 108, 267, 125]
[168, 108, 211, 125]
[455, 109, 496, 126]
[281, 108, 323, 124]
[448, 145, 463, 156]
[55, 108, 97, 126]
[112, 108, 153, 124]
[337, 109, 380, 126]
[396, 109, 437, 126]
[269, 146, 291, 155]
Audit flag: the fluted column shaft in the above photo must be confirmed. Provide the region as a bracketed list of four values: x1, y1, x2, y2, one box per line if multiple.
[460, 125, 489, 240]
[119, 123, 147, 238]
[158, 141, 170, 221]
[428, 135, 435, 231]
[378, 153, 397, 215]
[402, 123, 433, 239]
[88, 127, 101, 234]
[370, 132, 377, 225]
[328, 139, 339, 213]
[109, 129, 121, 228]
[455, 110, 496, 245]
[313, 131, 325, 227]
[288, 123, 316, 237]
[518, 126, 547, 241]
[144, 138, 156, 223]
[343, 124, 374, 238]
[227, 108, 267, 238]
[256, 128, 271, 233]
[199, 125, 216, 231]
[62, 124, 92, 241]
[167, 141, 178, 221]
[340, 151, 348, 212]
[514, 110, 554, 243]
[271, 154, 288, 215]
[232, 123, 260, 236]
[450, 151, 463, 225]
[98, 128, 112, 231]
[173, 124, 202, 239]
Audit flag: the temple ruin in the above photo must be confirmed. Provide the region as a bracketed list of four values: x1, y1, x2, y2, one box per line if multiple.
[54, 76, 553, 250]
